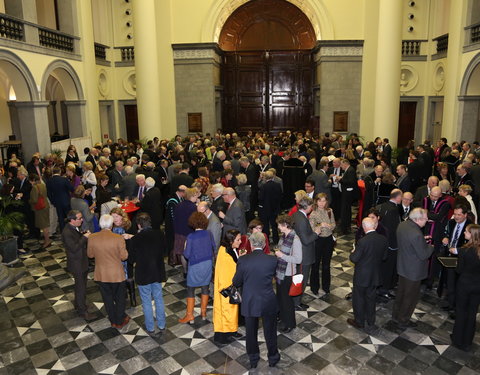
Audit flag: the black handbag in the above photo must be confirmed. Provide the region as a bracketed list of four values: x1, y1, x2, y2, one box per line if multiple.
[220, 284, 242, 304]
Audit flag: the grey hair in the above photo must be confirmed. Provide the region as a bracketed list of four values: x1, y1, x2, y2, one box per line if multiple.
[99, 214, 114, 229]
[212, 183, 225, 194]
[249, 232, 266, 249]
[297, 196, 314, 210]
[409, 207, 427, 221]
[145, 177, 155, 188]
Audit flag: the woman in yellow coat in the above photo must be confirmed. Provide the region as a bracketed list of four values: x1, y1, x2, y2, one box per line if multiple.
[213, 229, 243, 345]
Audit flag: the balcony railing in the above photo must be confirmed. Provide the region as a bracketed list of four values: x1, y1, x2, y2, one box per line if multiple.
[0, 13, 24, 41]
[38, 27, 74, 52]
[402, 40, 421, 56]
[465, 22, 480, 44]
[95, 42, 107, 60]
[120, 46, 134, 62]
[434, 34, 449, 54]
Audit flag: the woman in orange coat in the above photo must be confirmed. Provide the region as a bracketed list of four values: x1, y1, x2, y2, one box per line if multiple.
[213, 230, 243, 345]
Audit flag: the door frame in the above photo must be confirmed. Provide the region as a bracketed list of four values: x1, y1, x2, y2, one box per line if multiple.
[400, 96, 424, 145]
[117, 100, 137, 141]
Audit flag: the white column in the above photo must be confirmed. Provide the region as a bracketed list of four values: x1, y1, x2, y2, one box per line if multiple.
[372, 0, 403, 146]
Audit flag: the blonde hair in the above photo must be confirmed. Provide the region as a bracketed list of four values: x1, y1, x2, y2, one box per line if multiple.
[110, 207, 131, 230]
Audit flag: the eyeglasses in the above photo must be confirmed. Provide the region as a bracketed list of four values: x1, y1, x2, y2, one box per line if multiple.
[76, 217, 84, 220]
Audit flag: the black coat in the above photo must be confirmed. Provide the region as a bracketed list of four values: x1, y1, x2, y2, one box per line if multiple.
[138, 187, 163, 229]
[46, 175, 74, 209]
[62, 223, 89, 274]
[350, 231, 388, 287]
[376, 200, 401, 249]
[407, 159, 424, 192]
[258, 180, 282, 215]
[170, 172, 194, 194]
[233, 249, 278, 317]
[129, 228, 166, 285]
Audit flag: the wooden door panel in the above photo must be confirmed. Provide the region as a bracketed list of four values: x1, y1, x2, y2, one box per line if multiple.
[397, 101, 417, 148]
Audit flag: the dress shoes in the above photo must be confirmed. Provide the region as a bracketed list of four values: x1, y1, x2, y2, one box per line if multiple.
[80, 311, 97, 321]
[231, 332, 243, 338]
[299, 303, 309, 310]
[281, 327, 293, 334]
[250, 362, 258, 369]
[295, 305, 306, 311]
[269, 358, 280, 367]
[116, 315, 130, 329]
[347, 318, 364, 329]
[345, 292, 352, 301]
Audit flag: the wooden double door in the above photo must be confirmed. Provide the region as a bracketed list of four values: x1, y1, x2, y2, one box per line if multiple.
[222, 50, 314, 134]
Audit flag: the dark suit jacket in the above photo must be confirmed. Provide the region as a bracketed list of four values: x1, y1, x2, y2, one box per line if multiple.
[308, 169, 331, 201]
[423, 196, 451, 243]
[443, 218, 472, 251]
[170, 172, 194, 194]
[223, 198, 247, 235]
[258, 180, 283, 215]
[46, 175, 74, 209]
[108, 169, 125, 196]
[340, 166, 358, 197]
[350, 231, 388, 287]
[129, 228, 166, 285]
[396, 220, 434, 281]
[396, 174, 411, 193]
[407, 159, 424, 191]
[376, 200, 401, 249]
[13, 177, 32, 205]
[453, 173, 474, 192]
[456, 246, 480, 285]
[86, 154, 97, 171]
[211, 196, 228, 218]
[383, 144, 392, 164]
[292, 211, 318, 265]
[138, 187, 163, 229]
[413, 185, 428, 207]
[233, 249, 278, 317]
[62, 223, 88, 274]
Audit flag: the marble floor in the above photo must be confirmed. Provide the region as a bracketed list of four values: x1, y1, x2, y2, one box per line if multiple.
[0, 234, 479, 375]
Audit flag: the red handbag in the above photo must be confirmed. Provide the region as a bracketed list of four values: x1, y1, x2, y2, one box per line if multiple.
[34, 186, 46, 210]
[288, 264, 304, 296]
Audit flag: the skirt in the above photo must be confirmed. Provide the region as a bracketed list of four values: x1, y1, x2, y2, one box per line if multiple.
[187, 260, 212, 287]
[173, 233, 187, 255]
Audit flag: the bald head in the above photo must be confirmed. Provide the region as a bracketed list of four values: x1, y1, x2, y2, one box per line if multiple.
[427, 176, 439, 188]
[429, 186, 442, 201]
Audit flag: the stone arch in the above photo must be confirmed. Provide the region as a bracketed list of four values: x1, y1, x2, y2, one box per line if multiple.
[40, 59, 84, 101]
[0, 49, 39, 101]
[201, 0, 334, 43]
[460, 52, 480, 95]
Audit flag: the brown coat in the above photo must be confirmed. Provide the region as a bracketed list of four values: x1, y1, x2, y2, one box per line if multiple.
[87, 229, 128, 282]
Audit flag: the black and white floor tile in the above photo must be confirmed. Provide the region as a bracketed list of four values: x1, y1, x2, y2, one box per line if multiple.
[0, 233, 479, 374]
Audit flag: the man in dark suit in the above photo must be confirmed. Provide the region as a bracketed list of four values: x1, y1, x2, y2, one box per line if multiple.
[108, 160, 125, 197]
[328, 158, 343, 220]
[382, 138, 392, 165]
[338, 158, 358, 234]
[392, 208, 434, 329]
[62, 210, 96, 320]
[413, 176, 438, 207]
[210, 183, 228, 219]
[439, 204, 472, 315]
[399, 191, 414, 221]
[46, 166, 74, 231]
[395, 164, 411, 193]
[13, 168, 39, 239]
[348, 217, 388, 334]
[293, 197, 321, 309]
[121, 166, 137, 199]
[376, 189, 402, 299]
[453, 164, 474, 194]
[407, 151, 424, 193]
[258, 171, 283, 245]
[240, 156, 260, 220]
[219, 187, 247, 235]
[418, 144, 433, 182]
[136, 177, 163, 230]
[170, 163, 194, 194]
[233, 232, 280, 369]
[307, 159, 331, 201]
[86, 148, 98, 171]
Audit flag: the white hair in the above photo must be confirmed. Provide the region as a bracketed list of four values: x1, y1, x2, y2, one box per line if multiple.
[136, 174, 145, 181]
[145, 177, 155, 188]
[99, 214, 114, 229]
[250, 232, 266, 249]
[212, 183, 224, 194]
[124, 166, 133, 175]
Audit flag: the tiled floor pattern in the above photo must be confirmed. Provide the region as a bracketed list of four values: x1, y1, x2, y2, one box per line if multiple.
[0, 234, 479, 375]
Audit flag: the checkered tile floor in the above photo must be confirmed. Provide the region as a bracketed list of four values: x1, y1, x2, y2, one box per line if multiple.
[0, 233, 479, 375]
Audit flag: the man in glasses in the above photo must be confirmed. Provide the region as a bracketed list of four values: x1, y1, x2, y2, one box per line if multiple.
[62, 210, 96, 321]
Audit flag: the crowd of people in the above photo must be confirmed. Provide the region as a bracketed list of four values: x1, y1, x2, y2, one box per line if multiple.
[1, 130, 480, 367]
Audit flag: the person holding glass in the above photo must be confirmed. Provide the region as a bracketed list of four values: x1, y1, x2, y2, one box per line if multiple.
[309, 193, 336, 295]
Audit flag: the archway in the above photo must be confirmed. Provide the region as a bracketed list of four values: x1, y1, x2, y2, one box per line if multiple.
[219, 0, 317, 134]
[458, 53, 480, 141]
[0, 50, 38, 160]
[40, 60, 85, 139]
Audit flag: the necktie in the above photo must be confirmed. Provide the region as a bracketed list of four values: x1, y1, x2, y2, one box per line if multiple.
[432, 200, 436, 209]
[139, 186, 144, 200]
[451, 224, 461, 248]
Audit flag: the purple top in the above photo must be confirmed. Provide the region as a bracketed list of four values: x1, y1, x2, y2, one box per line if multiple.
[173, 200, 197, 236]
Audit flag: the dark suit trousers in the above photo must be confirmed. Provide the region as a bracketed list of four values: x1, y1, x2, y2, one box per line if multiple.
[293, 264, 311, 307]
[331, 187, 341, 220]
[451, 281, 480, 349]
[260, 209, 279, 245]
[97, 281, 127, 325]
[245, 314, 280, 366]
[392, 276, 421, 324]
[446, 268, 458, 309]
[352, 284, 377, 326]
[56, 204, 70, 231]
[276, 276, 296, 329]
[72, 271, 88, 314]
[339, 192, 354, 233]
[310, 236, 334, 294]
[379, 250, 397, 293]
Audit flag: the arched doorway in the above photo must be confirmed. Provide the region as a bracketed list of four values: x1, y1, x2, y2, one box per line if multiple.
[219, 0, 317, 134]
[41, 60, 86, 139]
[458, 53, 480, 141]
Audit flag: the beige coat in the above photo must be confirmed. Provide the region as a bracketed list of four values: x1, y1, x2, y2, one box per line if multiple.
[87, 229, 128, 282]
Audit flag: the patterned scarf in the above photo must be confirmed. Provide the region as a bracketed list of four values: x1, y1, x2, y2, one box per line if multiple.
[276, 230, 296, 283]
